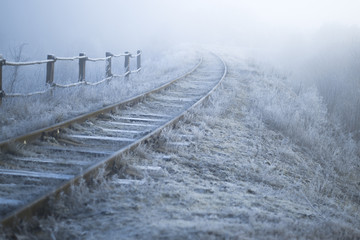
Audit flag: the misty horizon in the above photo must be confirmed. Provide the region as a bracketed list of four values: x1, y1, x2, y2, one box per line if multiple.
[1, 0, 360, 57]
[1, 1, 360, 239]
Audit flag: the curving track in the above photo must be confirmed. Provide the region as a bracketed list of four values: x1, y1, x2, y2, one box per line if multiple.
[0, 52, 227, 227]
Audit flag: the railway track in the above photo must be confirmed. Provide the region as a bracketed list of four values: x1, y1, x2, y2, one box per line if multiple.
[0, 52, 227, 228]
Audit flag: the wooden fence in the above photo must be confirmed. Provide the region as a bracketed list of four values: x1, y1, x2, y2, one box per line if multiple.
[0, 50, 141, 105]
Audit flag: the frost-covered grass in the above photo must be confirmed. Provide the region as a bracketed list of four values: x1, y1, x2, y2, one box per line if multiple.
[246, 59, 360, 235]
[269, 25, 360, 138]
[248, 63, 360, 177]
[0, 46, 200, 141]
[2, 48, 359, 239]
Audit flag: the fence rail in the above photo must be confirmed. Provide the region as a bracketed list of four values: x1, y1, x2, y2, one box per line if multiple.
[0, 50, 141, 105]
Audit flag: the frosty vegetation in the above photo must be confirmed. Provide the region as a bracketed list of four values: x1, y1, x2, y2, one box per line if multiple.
[0, 12, 360, 236]
[0, 46, 199, 141]
[266, 25, 360, 139]
[1, 43, 359, 239]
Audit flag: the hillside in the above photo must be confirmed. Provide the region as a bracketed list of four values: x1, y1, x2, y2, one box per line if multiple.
[4, 48, 359, 239]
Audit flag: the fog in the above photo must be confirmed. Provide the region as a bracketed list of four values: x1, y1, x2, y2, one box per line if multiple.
[1, 0, 360, 133]
[1, 1, 360, 238]
[1, 0, 360, 56]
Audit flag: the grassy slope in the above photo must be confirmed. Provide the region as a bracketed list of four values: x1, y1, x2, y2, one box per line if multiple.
[3, 49, 359, 239]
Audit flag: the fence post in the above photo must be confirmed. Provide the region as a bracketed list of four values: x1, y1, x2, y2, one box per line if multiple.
[137, 50, 141, 71]
[124, 51, 130, 79]
[106, 52, 113, 78]
[78, 53, 86, 82]
[46, 54, 55, 85]
[0, 54, 4, 106]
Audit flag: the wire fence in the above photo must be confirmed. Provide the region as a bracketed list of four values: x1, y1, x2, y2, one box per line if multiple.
[0, 50, 141, 105]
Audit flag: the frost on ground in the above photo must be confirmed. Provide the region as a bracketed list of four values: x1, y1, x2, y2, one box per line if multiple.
[2, 49, 360, 239]
[0, 46, 199, 141]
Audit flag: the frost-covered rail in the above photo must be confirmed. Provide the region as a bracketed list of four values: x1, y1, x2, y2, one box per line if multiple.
[0, 52, 227, 227]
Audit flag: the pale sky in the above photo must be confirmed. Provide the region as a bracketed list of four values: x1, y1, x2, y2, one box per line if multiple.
[1, 0, 359, 55]
[239, 0, 360, 29]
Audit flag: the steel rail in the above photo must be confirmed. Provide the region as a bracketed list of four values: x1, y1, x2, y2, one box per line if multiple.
[0, 53, 227, 228]
[0, 58, 202, 149]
